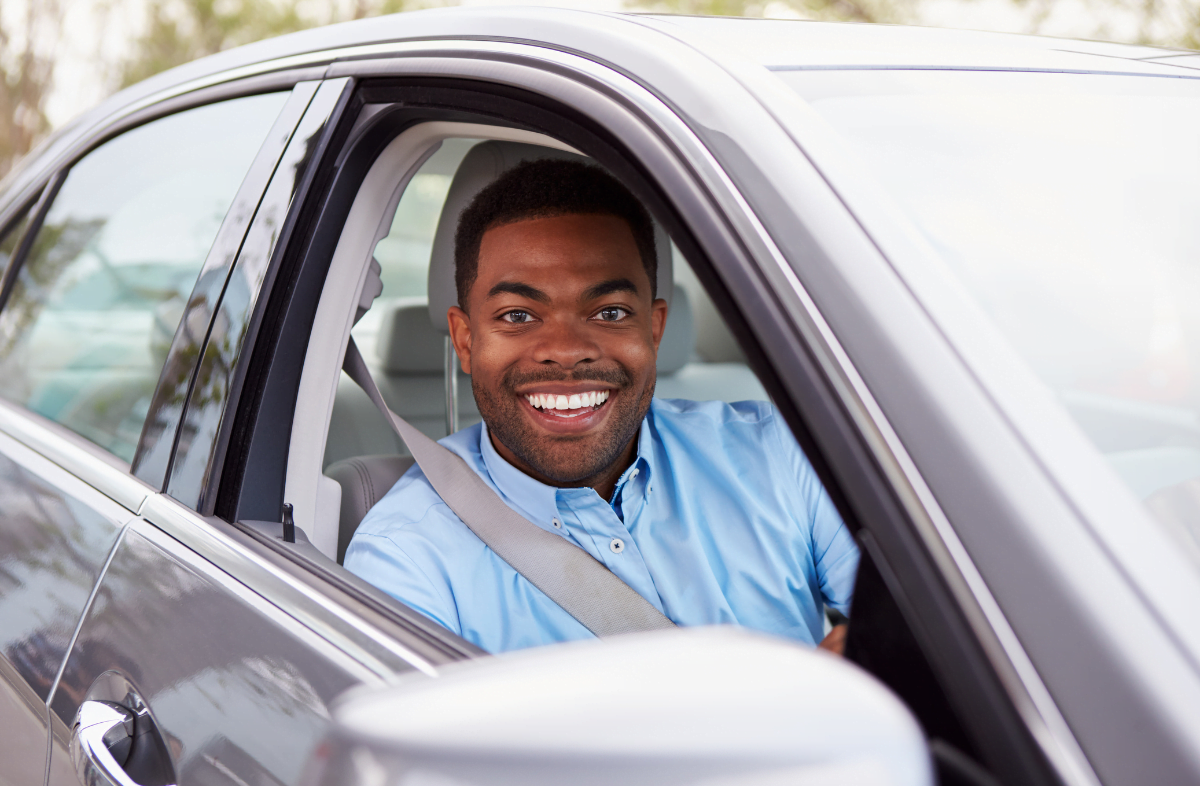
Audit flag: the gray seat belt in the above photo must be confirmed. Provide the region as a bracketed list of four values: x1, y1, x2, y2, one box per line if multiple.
[342, 338, 675, 637]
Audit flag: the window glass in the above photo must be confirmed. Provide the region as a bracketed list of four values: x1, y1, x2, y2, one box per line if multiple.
[778, 69, 1200, 564]
[0, 93, 289, 462]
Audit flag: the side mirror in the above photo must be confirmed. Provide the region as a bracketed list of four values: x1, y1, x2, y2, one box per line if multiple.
[306, 627, 932, 786]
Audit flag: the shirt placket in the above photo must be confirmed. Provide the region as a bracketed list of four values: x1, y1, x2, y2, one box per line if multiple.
[556, 483, 665, 615]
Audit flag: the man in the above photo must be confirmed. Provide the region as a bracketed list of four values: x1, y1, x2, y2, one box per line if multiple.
[345, 159, 859, 654]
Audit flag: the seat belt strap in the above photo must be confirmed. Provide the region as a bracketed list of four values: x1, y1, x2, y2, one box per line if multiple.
[342, 338, 675, 637]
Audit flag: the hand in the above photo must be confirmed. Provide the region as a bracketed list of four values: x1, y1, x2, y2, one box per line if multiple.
[818, 623, 848, 656]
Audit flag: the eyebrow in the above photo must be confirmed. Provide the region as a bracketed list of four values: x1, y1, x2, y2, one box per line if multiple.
[582, 278, 640, 301]
[487, 281, 550, 303]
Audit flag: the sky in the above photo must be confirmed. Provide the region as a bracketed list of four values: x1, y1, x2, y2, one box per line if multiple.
[40, 0, 1196, 130]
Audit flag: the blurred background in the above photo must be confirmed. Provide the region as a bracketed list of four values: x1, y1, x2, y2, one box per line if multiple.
[0, 0, 1196, 179]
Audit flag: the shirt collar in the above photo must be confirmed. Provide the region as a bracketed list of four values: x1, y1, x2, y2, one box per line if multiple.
[611, 408, 657, 501]
[478, 421, 561, 527]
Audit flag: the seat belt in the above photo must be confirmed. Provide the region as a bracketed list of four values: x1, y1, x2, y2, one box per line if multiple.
[342, 338, 675, 637]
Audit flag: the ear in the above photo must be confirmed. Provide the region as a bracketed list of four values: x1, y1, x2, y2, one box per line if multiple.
[650, 298, 669, 350]
[447, 306, 473, 375]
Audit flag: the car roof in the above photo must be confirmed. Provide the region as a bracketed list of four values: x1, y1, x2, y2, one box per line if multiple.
[644, 14, 1200, 71]
[5, 7, 1196, 206]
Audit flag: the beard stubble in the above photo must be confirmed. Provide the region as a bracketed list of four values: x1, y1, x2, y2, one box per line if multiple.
[473, 362, 655, 485]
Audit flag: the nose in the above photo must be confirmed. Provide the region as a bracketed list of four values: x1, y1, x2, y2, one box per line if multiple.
[531, 315, 601, 369]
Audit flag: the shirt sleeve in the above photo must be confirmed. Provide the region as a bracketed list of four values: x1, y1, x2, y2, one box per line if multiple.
[344, 532, 462, 636]
[769, 407, 861, 616]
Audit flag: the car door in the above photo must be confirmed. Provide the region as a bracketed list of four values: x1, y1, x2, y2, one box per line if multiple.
[42, 76, 478, 786]
[0, 76, 382, 785]
[0, 85, 308, 785]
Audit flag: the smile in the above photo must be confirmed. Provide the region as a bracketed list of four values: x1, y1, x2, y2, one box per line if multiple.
[524, 391, 610, 418]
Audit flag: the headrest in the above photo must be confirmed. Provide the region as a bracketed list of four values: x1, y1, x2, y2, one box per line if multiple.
[376, 297, 444, 374]
[427, 140, 673, 334]
[657, 285, 693, 375]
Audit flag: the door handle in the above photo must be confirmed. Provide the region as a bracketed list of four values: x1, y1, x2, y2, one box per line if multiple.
[71, 700, 176, 786]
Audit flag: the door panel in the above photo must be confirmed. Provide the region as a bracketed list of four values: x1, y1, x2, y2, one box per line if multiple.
[0, 430, 130, 786]
[48, 519, 377, 786]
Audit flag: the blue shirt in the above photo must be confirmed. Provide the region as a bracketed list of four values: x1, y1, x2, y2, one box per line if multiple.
[345, 398, 860, 653]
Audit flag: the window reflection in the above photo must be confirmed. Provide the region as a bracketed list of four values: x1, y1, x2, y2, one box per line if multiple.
[0, 93, 289, 462]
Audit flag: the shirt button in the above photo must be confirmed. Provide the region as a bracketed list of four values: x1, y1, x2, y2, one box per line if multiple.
[629, 468, 639, 479]
[610, 537, 625, 554]
[552, 517, 562, 529]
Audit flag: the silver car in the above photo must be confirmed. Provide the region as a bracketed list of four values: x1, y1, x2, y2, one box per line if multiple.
[0, 8, 1197, 786]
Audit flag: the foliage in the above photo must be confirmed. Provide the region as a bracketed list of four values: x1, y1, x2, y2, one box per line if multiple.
[117, 0, 312, 88]
[0, 0, 60, 179]
[116, 0, 449, 90]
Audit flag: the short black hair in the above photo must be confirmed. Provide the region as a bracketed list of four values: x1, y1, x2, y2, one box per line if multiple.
[454, 158, 657, 308]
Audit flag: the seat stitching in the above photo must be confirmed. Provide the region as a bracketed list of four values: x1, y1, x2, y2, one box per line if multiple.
[350, 459, 372, 512]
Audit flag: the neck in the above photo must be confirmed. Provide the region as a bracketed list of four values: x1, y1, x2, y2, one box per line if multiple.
[488, 430, 638, 503]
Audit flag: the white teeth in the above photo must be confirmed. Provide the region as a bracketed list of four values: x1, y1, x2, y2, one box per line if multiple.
[526, 390, 611, 411]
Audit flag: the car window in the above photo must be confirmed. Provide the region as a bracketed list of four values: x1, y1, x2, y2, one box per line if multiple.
[778, 69, 1200, 565]
[327, 137, 770, 469]
[0, 93, 290, 462]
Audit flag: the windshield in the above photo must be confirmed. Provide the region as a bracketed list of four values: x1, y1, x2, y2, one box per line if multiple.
[777, 69, 1200, 561]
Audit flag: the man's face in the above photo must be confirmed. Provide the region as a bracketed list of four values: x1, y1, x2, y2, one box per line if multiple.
[447, 213, 667, 488]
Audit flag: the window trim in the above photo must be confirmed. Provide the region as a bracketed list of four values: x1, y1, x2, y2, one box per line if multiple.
[0, 173, 63, 316]
[131, 82, 321, 490]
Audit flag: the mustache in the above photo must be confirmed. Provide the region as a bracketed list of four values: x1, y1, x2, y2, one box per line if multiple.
[502, 364, 634, 390]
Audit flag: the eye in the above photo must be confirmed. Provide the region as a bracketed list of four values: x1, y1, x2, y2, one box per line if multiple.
[595, 307, 629, 322]
[501, 310, 533, 324]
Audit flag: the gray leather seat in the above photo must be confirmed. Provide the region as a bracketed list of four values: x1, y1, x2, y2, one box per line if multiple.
[325, 454, 415, 563]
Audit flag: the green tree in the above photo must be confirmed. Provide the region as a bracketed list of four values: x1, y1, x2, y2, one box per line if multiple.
[117, 0, 312, 89]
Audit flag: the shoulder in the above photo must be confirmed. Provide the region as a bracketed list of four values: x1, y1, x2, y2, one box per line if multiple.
[650, 397, 780, 438]
[649, 398, 811, 471]
[354, 422, 486, 546]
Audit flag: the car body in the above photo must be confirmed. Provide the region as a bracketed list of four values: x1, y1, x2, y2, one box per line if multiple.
[0, 8, 1197, 786]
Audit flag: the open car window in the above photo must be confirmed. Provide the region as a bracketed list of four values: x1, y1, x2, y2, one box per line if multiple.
[325, 137, 771, 472]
